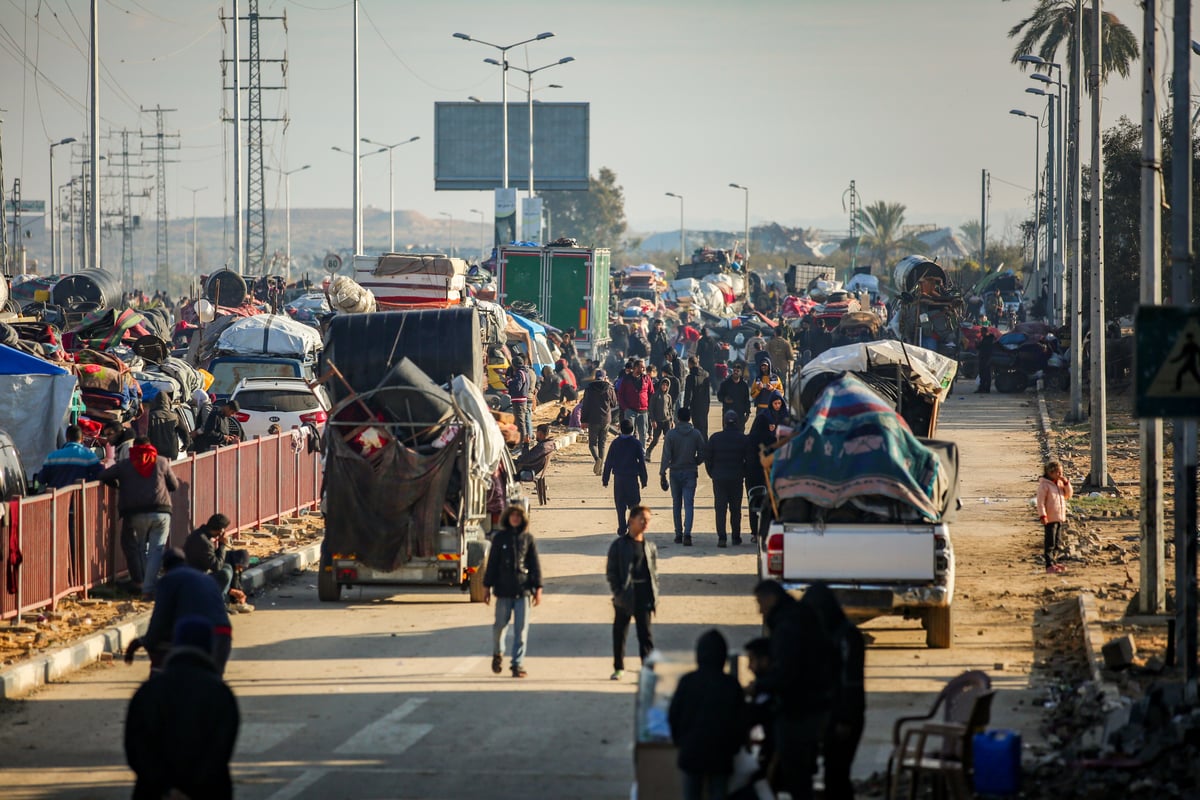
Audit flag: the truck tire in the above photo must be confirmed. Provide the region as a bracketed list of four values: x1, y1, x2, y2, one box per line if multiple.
[468, 562, 487, 603]
[925, 605, 953, 649]
[317, 552, 342, 602]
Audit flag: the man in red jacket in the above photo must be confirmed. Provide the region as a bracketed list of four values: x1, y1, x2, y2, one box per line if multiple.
[616, 358, 653, 449]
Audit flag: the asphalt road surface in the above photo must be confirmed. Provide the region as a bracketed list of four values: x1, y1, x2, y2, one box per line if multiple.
[0, 392, 1049, 799]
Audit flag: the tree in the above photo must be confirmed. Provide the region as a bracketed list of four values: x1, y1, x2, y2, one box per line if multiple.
[959, 220, 983, 261]
[1005, 0, 1139, 89]
[540, 167, 627, 251]
[856, 201, 925, 269]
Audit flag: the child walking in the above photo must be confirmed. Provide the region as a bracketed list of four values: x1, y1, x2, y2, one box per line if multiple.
[1036, 461, 1073, 574]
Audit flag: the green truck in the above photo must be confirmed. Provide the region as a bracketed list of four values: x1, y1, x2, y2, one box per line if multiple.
[497, 245, 612, 357]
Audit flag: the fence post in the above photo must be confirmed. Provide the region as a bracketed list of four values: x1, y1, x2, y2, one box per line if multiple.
[235, 444, 243, 530]
[79, 488, 89, 600]
[49, 490, 58, 610]
[276, 434, 283, 520]
[14, 501, 23, 626]
[189, 452, 197, 532]
[255, 437, 262, 528]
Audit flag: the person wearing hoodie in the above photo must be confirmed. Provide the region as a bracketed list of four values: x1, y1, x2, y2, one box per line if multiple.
[716, 363, 752, 432]
[705, 411, 749, 548]
[663, 348, 685, 408]
[660, 407, 706, 545]
[483, 504, 543, 678]
[506, 355, 533, 445]
[617, 359, 654, 448]
[668, 629, 746, 799]
[648, 318, 672, 369]
[646, 377, 674, 461]
[603, 418, 649, 536]
[147, 392, 189, 460]
[750, 356, 785, 411]
[682, 356, 712, 439]
[1036, 460, 1073, 574]
[745, 393, 786, 542]
[125, 615, 239, 800]
[579, 369, 619, 473]
[98, 437, 180, 600]
[766, 328, 796, 385]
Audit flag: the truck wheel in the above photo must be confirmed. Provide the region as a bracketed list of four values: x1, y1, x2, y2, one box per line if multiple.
[925, 605, 952, 649]
[317, 552, 342, 602]
[468, 562, 487, 603]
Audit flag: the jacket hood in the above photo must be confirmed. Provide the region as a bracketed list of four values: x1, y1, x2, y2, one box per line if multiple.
[695, 629, 728, 669]
[690, 366, 708, 380]
[502, 503, 529, 533]
[758, 355, 774, 373]
[130, 443, 158, 477]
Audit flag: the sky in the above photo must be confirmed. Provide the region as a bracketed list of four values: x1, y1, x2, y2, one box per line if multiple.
[0, 0, 1189, 247]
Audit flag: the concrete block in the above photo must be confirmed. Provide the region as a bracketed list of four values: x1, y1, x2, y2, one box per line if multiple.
[1102, 635, 1137, 671]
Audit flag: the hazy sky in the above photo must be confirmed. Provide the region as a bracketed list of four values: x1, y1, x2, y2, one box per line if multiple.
[0, 0, 1187, 245]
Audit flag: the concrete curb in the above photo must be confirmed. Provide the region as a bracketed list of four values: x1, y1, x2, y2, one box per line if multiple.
[1077, 592, 1107, 683]
[0, 542, 322, 700]
[1034, 382, 1058, 464]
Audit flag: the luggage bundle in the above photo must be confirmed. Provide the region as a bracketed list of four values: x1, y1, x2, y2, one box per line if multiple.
[72, 348, 143, 422]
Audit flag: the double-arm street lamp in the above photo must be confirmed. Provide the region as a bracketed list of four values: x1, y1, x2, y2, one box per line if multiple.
[452, 31, 555, 190]
[1025, 85, 1058, 323]
[332, 145, 385, 252]
[48, 136, 77, 271]
[361, 135, 420, 253]
[486, 58, 574, 198]
[265, 166, 309, 278]
[182, 185, 208, 274]
[1018, 53, 1066, 327]
[665, 192, 685, 266]
[1008, 110, 1041, 290]
[440, 211, 455, 258]
[728, 183, 749, 265]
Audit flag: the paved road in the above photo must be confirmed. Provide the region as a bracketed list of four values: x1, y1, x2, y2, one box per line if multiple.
[0, 393, 1049, 799]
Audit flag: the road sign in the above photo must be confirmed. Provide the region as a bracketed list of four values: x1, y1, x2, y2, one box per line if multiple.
[323, 253, 342, 274]
[1135, 305, 1200, 418]
[4, 199, 45, 213]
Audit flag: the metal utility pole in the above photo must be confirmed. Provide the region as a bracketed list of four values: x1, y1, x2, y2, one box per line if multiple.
[111, 130, 148, 291]
[353, 0, 361, 254]
[1068, 0, 1085, 423]
[730, 182, 750, 266]
[184, 186, 207, 274]
[1085, 0, 1111, 492]
[48, 137, 77, 272]
[846, 180, 858, 271]
[980, 169, 988, 270]
[8, 179, 21, 270]
[1170, 0, 1197, 681]
[141, 107, 180, 292]
[1138, 0, 1164, 614]
[230, 0, 244, 273]
[666, 192, 685, 265]
[89, 0, 101, 273]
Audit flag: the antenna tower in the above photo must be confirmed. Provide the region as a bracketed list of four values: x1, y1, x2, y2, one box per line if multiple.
[842, 179, 860, 272]
[141, 106, 180, 291]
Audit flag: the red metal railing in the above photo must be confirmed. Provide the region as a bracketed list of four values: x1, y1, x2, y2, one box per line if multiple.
[0, 433, 321, 623]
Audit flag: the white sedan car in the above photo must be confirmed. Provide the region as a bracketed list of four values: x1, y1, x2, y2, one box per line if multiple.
[229, 377, 330, 438]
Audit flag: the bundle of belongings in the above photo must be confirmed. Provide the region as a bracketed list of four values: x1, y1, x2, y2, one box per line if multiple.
[63, 307, 171, 352]
[72, 348, 143, 423]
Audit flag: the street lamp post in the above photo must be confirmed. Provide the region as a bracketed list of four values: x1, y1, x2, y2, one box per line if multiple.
[440, 211, 455, 257]
[48, 136, 77, 271]
[182, 185, 208, 274]
[729, 183, 749, 265]
[470, 208, 486, 263]
[266, 166, 309, 279]
[665, 192, 685, 266]
[453, 30, 555, 190]
[487, 59, 574, 199]
[1021, 54, 1067, 325]
[332, 145, 385, 253]
[1026, 85, 1056, 323]
[361, 135, 419, 253]
[1008, 110, 1041, 301]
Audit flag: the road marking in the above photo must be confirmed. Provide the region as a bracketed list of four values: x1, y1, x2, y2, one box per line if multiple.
[449, 656, 482, 675]
[263, 768, 326, 800]
[333, 697, 432, 755]
[236, 722, 306, 755]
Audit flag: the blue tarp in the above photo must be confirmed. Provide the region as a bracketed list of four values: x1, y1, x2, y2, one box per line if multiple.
[0, 343, 70, 375]
[507, 312, 556, 374]
[0, 344, 77, 479]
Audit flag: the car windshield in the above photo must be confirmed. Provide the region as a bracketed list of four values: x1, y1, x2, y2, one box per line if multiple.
[234, 388, 317, 413]
[210, 363, 300, 396]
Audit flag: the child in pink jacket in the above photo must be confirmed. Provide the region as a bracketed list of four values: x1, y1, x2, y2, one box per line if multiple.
[1036, 461, 1073, 573]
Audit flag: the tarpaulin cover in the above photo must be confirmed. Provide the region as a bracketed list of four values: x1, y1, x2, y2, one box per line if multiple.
[798, 340, 957, 400]
[65, 307, 155, 350]
[451, 375, 504, 479]
[215, 313, 322, 358]
[770, 374, 942, 521]
[323, 427, 462, 570]
[373, 254, 468, 277]
[0, 343, 78, 478]
[327, 275, 377, 314]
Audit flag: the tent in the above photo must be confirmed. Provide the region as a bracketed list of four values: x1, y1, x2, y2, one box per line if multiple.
[507, 312, 556, 373]
[0, 344, 78, 478]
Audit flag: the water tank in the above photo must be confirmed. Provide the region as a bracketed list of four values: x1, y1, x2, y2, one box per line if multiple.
[51, 269, 122, 309]
[205, 269, 248, 307]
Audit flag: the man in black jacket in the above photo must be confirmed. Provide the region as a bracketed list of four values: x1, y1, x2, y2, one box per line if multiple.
[648, 318, 672, 369]
[602, 418, 648, 536]
[752, 580, 838, 800]
[716, 363, 752, 432]
[705, 411, 749, 548]
[668, 629, 745, 799]
[579, 369, 618, 474]
[682, 356, 712, 438]
[184, 513, 247, 605]
[125, 615, 239, 800]
[606, 505, 657, 680]
[483, 505, 543, 678]
[660, 408, 706, 545]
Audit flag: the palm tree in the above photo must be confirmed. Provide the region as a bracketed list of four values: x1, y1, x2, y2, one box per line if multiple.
[857, 201, 925, 269]
[1006, 0, 1139, 88]
[959, 220, 983, 260]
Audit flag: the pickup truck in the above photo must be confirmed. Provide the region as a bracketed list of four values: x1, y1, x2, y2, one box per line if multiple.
[763, 363, 960, 648]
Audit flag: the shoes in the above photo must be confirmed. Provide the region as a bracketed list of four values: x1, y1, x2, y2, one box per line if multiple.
[491, 653, 503, 674]
[593, 458, 603, 476]
[139, 593, 155, 603]
[674, 535, 683, 544]
[683, 537, 693, 547]
[750, 535, 758, 544]
[731, 537, 743, 546]
[610, 670, 623, 681]
[512, 666, 528, 678]
[717, 539, 728, 548]
[229, 602, 255, 614]
[1046, 564, 1067, 574]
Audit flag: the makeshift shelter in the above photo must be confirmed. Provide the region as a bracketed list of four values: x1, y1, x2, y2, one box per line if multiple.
[0, 344, 78, 478]
[507, 312, 556, 373]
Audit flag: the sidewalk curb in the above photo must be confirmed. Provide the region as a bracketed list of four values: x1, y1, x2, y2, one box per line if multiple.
[0, 543, 322, 700]
[1077, 592, 1107, 683]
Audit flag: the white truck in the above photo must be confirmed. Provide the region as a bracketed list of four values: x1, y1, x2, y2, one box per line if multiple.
[763, 344, 960, 648]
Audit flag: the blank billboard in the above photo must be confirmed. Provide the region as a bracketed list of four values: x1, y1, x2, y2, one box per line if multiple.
[434, 102, 589, 191]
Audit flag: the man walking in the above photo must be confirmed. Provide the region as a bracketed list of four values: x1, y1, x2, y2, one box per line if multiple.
[766, 328, 795, 386]
[603, 418, 649, 536]
[98, 437, 179, 600]
[617, 358, 653, 448]
[716, 363, 752, 432]
[682, 356, 712, 439]
[660, 407, 706, 546]
[705, 410, 749, 548]
[506, 355, 533, 445]
[483, 504, 543, 678]
[579, 368, 618, 474]
[606, 505, 658, 680]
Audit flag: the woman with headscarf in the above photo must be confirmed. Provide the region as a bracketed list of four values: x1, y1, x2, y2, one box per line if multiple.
[536, 366, 560, 404]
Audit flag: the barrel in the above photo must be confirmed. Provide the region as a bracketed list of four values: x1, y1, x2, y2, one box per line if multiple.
[205, 269, 248, 307]
[51, 269, 122, 309]
[972, 730, 1021, 795]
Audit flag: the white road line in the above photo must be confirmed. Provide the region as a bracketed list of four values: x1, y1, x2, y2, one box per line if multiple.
[449, 656, 482, 675]
[263, 768, 326, 800]
[333, 697, 432, 755]
[236, 722, 306, 755]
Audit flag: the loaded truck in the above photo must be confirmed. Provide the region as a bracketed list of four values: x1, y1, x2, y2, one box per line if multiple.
[316, 308, 521, 602]
[763, 345, 960, 648]
[497, 245, 611, 357]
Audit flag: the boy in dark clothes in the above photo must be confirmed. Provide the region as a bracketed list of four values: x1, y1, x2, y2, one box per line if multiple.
[602, 418, 648, 536]
[668, 629, 746, 799]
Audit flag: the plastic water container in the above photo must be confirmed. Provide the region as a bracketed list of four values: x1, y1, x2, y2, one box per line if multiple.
[972, 729, 1021, 795]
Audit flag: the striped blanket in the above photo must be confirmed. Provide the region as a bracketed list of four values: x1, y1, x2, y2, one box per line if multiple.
[770, 373, 941, 521]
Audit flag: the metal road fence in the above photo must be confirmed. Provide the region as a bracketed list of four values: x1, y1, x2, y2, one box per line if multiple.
[2, 433, 322, 622]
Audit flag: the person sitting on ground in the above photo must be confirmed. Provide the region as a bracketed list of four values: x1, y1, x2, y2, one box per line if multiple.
[536, 366, 561, 404]
[515, 424, 558, 479]
[184, 513, 249, 605]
